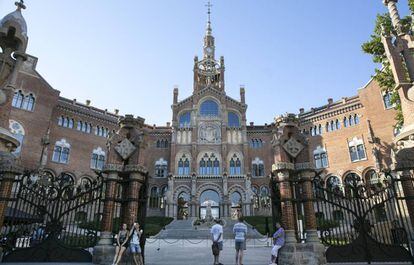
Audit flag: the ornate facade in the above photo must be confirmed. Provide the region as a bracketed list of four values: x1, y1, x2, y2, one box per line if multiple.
[0, 2, 402, 220]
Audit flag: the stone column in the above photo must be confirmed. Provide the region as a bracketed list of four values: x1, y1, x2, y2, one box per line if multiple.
[301, 171, 319, 242]
[93, 165, 122, 265]
[124, 166, 147, 226]
[275, 170, 296, 243]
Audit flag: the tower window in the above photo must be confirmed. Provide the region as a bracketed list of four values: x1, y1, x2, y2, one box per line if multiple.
[228, 112, 240, 127]
[177, 154, 190, 175]
[200, 100, 219, 116]
[229, 154, 242, 175]
[383, 91, 394, 109]
[199, 153, 220, 175]
[179, 111, 191, 128]
[252, 157, 264, 177]
[155, 158, 168, 177]
[90, 147, 106, 170]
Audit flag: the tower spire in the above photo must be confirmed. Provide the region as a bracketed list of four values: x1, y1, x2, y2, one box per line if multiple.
[205, 0, 213, 36]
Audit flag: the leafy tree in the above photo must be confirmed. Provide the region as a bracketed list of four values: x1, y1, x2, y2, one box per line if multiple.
[362, 2, 414, 129]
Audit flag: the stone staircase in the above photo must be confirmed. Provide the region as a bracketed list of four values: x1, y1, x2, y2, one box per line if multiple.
[153, 218, 264, 239]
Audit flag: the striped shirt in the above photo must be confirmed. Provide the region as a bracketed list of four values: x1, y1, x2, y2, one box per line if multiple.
[233, 222, 247, 242]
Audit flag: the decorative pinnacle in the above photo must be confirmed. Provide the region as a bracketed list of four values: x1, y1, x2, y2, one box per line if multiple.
[15, 0, 26, 10]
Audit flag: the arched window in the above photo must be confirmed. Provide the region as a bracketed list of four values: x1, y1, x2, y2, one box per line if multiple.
[365, 170, 383, 193]
[326, 122, 330, 132]
[229, 154, 242, 175]
[9, 120, 25, 156]
[52, 139, 71, 164]
[228, 112, 240, 127]
[199, 153, 220, 175]
[250, 139, 263, 148]
[12, 90, 24, 108]
[318, 124, 322, 135]
[383, 91, 393, 109]
[326, 176, 342, 198]
[330, 120, 335, 131]
[160, 186, 168, 209]
[200, 100, 219, 116]
[348, 137, 366, 162]
[349, 115, 354, 126]
[77, 121, 83, 131]
[343, 117, 348, 128]
[179, 111, 191, 128]
[231, 192, 242, 207]
[313, 146, 328, 169]
[335, 119, 340, 130]
[252, 157, 264, 177]
[155, 158, 168, 177]
[177, 154, 190, 175]
[354, 114, 359, 125]
[90, 147, 106, 170]
[25, 94, 35, 111]
[344, 173, 361, 198]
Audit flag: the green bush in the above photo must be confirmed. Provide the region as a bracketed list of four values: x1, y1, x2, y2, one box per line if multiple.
[244, 216, 272, 236]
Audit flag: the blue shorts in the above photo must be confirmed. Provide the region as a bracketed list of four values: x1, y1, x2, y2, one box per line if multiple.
[235, 240, 246, 251]
[130, 243, 141, 254]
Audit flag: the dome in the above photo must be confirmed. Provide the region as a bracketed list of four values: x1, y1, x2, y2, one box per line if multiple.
[0, 9, 27, 38]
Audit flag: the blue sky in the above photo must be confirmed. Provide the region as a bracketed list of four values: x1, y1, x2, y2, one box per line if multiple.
[0, 0, 410, 125]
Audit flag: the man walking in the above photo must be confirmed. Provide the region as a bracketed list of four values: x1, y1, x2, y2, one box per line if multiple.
[211, 219, 223, 265]
[233, 216, 248, 265]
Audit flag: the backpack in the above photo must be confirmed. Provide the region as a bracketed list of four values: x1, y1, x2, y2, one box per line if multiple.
[212, 242, 220, 256]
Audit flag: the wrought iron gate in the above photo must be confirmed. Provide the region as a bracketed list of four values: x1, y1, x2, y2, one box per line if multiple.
[313, 172, 414, 263]
[1, 170, 104, 262]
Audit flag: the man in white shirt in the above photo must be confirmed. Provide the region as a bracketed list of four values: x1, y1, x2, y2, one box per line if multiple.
[210, 219, 224, 265]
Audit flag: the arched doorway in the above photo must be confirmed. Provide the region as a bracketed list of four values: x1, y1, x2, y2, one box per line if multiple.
[177, 192, 190, 220]
[199, 190, 220, 219]
[230, 191, 242, 220]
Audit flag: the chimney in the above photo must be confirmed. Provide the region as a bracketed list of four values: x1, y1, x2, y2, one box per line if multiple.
[328, 98, 333, 105]
[104, 109, 108, 114]
[342, 97, 347, 104]
[299, 108, 304, 114]
[173, 86, 179, 104]
[166, 122, 171, 127]
[86, 99, 91, 106]
[249, 122, 254, 126]
[72, 98, 77, 104]
[240, 85, 245, 104]
[114, 109, 119, 115]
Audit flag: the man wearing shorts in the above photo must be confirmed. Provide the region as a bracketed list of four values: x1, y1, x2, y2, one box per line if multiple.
[233, 216, 247, 265]
[210, 219, 223, 265]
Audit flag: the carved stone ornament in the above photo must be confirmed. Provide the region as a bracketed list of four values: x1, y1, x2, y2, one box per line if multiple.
[283, 137, 304, 158]
[114, 138, 136, 160]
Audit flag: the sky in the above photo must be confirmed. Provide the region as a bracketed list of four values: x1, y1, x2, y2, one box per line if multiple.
[0, 0, 411, 126]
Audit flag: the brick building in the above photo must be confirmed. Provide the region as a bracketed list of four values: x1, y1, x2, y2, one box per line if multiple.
[1, 3, 398, 220]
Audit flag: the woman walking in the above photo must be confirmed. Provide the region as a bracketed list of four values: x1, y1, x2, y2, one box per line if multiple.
[112, 223, 129, 265]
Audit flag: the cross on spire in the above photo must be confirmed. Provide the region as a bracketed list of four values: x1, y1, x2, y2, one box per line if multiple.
[206, 1, 213, 24]
[15, 0, 26, 10]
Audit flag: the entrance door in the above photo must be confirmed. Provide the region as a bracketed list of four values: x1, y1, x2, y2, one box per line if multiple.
[199, 190, 220, 219]
[230, 191, 242, 220]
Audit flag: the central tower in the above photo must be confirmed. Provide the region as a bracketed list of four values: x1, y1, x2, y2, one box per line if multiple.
[167, 1, 250, 220]
[193, 1, 225, 92]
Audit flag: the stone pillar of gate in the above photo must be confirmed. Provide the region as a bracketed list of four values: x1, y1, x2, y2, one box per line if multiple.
[124, 165, 147, 226]
[272, 165, 296, 243]
[0, 153, 22, 229]
[271, 113, 326, 265]
[93, 165, 122, 265]
[300, 169, 319, 242]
